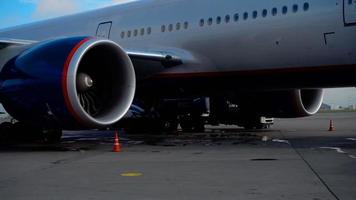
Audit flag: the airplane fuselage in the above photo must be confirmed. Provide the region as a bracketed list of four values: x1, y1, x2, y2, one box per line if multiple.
[0, 0, 355, 79]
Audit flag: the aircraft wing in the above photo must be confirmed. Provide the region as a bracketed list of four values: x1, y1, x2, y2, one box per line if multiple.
[0, 38, 36, 49]
[0, 38, 183, 67]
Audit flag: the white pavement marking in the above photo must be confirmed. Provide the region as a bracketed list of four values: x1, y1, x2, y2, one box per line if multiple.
[272, 139, 290, 144]
[320, 147, 356, 160]
[346, 138, 356, 141]
[319, 147, 347, 154]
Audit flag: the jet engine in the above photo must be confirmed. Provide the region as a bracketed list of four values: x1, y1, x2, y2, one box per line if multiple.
[246, 89, 324, 118]
[0, 37, 136, 129]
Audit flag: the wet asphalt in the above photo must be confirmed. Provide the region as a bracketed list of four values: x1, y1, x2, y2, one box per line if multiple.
[0, 112, 355, 200]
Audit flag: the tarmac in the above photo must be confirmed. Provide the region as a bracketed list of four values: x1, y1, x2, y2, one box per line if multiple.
[0, 112, 355, 200]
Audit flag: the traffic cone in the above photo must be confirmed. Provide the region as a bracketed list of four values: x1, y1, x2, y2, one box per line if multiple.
[328, 120, 335, 131]
[112, 132, 121, 152]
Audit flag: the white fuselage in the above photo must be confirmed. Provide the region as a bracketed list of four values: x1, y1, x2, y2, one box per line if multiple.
[0, 0, 356, 77]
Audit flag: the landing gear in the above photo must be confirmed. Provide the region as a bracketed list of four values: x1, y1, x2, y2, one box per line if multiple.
[118, 117, 179, 135]
[0, 122, 13, 141]
[179, 114, 205, 133]
[43, 129, 63, 144]
[162, 120, 179, 133]
[0, 121, 62, 143]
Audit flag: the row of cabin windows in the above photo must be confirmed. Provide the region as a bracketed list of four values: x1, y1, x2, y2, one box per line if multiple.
[120, 2, 311, 39]
[200, 2, 310, 26]
[120, 22, 189, 39]
[121, 27, 152, 38]
[161, 22, 189, 32]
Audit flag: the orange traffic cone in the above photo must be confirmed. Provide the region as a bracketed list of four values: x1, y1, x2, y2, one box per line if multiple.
[328, 120, 335, 131]
[112, 132, 121, 152]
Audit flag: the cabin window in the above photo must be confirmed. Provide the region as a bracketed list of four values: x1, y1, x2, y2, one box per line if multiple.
[184, 22, 189, 29]
[293, 4, 298, 13]
[216, 16, 222, 24]
[303, 3, 310, 11]
[200, 19, 205, 27]
[262, 9, 268, 17]
[272, 8, 277, 16]
[161, 25, 166, 32]
[208, 18, 213, 25]
[140, 28, 145, 35]
[225, 15, 231, 23]
[176, 23, 181, 30]
[243, 12, 248, 20]
[253, 11, 258, 19]
[127, 30, 131, 37]
[282, 6, 288, 14]
[168, 24, 173, 32]
[120, 31, 125, 38]
[234, 13, 239, 21]
[147, 27, 152, 34]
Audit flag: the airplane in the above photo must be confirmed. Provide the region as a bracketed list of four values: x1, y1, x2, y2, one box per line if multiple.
[0, 0, 355, 141]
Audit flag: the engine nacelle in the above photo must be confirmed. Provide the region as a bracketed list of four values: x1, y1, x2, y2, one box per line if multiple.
[287, 89, 324, 117]
[251, 89, 324, 118]
[0, 37, 136, 129]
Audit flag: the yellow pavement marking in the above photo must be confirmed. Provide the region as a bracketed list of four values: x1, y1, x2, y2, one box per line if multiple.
[120, 172, 143, 177]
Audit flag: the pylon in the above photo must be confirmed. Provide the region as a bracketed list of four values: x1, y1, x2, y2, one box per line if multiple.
[328, 120, 335, 131]
[112, 131, 121, 152]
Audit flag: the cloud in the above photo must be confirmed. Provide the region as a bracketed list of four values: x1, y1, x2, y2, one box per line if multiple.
[112, 0, 137, 4]
[21, 0, 138, 20]
[33, 0, 78, 19]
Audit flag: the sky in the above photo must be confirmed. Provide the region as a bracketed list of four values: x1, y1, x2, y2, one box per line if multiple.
[0, 0, 355, 107]
[0, 0, 135, 28]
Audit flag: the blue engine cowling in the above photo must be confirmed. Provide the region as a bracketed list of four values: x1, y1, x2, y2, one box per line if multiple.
[0, 37, 136, 129]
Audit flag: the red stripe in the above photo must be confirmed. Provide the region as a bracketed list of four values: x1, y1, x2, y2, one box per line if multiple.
[62, 37, 91, 124]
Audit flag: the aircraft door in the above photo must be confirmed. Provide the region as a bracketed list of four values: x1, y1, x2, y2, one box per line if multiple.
[344, 0, 356, 26]
[96, 21, 112, 38]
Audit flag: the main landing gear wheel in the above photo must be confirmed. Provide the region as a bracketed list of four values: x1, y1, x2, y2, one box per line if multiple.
[162, 120, 179, 133]
[43, 130, 63, 144]
[180, 118, 205, 133]
[0, 122, 13, 142]
[0, 121, 62, 143]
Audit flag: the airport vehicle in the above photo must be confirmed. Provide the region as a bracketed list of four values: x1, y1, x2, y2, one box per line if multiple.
[122, 97, 275, 132]
[0, 0, 355, 140]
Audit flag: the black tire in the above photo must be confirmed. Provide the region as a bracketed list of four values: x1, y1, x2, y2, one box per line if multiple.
[13, 122, 44, 141]
[193, 121, 205, 132]
[180, 120, 205, 133]
[0, 122, 13, 141]
[162, 120, 179, 133]
[180, 121, 194, 132]
[43, 130, 63, 144]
